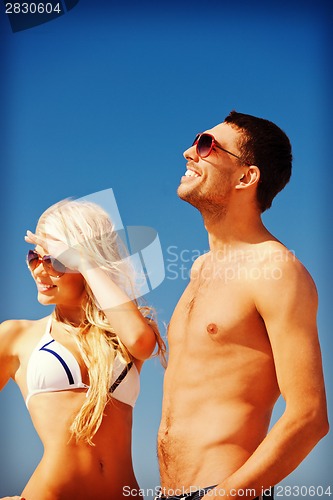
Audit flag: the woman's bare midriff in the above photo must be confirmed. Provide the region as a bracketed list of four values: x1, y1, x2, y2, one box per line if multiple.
[21, 391, 138, 500]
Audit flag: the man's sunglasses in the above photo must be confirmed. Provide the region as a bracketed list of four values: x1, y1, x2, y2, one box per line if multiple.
[192, 133, 243, 161]
[27, 249, 66, 277]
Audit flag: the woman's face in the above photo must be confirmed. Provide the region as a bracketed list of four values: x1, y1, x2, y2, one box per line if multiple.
[29, 244, 86, 308]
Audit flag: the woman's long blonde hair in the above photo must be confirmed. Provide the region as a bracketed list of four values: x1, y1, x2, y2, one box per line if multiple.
[36, 199, 165, 445]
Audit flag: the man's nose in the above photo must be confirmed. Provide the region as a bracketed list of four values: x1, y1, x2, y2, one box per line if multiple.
[183, 144, 198, 161]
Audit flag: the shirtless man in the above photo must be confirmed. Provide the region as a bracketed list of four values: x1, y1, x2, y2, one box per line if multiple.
[157, 111, 329, 500]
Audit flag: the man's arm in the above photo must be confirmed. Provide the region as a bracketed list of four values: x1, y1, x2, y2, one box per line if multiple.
[204, 254, 329, 499]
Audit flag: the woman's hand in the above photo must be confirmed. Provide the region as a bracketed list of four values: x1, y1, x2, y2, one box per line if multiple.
[25, 231, 156, 360]
[25, 230, 92, 273]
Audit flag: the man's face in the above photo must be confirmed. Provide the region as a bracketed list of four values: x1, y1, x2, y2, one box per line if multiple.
[178, 122, 243, 216]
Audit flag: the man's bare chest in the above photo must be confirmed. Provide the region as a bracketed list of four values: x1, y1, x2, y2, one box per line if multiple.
[170, 271, 258, 345]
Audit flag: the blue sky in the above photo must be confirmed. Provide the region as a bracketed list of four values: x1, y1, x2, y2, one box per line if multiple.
[0, 0, 332, 497]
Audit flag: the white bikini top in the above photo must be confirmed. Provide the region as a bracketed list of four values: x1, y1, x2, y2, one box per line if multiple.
[26, 317, 140, 408]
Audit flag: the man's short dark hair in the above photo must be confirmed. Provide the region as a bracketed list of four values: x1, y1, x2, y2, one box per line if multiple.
[224, 110, 292, 213]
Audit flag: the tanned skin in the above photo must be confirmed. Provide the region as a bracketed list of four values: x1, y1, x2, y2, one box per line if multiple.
[158, 122, 328, 499]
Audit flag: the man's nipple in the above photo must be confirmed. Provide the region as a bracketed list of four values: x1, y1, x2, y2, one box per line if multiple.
[206, 323, 218, 334]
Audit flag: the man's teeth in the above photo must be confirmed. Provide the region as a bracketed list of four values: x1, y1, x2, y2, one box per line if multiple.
[185, 170, 199, 178]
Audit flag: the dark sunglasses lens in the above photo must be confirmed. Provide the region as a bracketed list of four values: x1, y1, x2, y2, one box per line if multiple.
[44, 256, 66, 277]
[197, 134, 213, 158]
[192, 134, 201, 146]
[27, 250, 39, 271]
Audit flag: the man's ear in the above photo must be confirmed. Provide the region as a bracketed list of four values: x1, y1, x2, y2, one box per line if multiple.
[235, 166, 260, 189]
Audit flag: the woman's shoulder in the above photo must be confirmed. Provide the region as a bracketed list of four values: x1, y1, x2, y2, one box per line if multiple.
[0, 317, 49, 347]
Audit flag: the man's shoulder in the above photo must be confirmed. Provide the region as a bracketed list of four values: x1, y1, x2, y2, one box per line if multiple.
[256, 240, 313, 279]
[251, 240, 317, 308]
[253, 239, 295, 262]
[190, 252, 209, 273]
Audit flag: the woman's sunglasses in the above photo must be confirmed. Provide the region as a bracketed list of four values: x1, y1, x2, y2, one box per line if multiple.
[26, 249, 66, 277]
[192, 133, 243, 161]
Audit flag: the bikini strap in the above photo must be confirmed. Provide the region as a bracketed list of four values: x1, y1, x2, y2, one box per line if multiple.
[46, 315, 53, 334]
[109, 361, 133, 393]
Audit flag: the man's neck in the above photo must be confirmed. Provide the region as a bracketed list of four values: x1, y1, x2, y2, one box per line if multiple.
[202, 206, 272, 252]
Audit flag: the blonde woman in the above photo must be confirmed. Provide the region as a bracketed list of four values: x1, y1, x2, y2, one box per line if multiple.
[0, 199, 165, 500]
